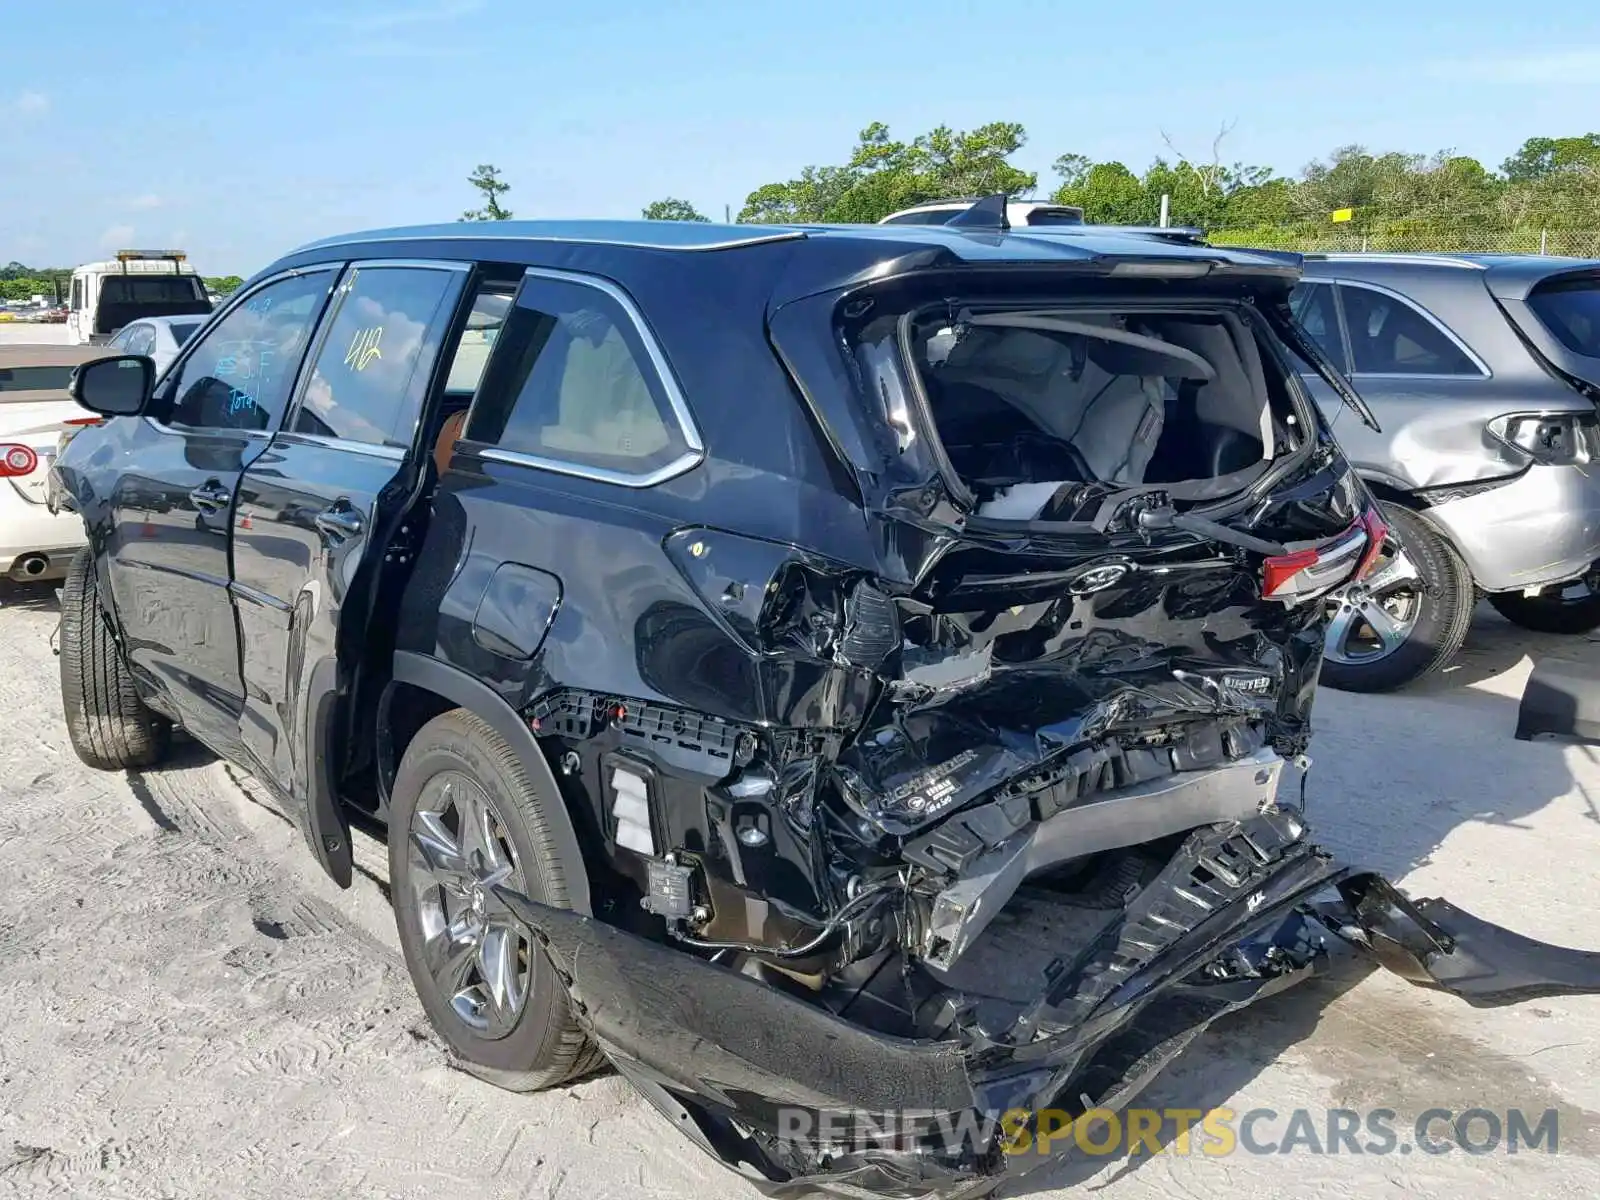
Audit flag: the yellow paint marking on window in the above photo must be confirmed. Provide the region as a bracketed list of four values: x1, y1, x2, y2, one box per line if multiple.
[345, 326, 383, 372]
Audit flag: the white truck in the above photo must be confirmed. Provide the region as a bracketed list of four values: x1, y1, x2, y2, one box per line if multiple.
[65, 249, 212, 346]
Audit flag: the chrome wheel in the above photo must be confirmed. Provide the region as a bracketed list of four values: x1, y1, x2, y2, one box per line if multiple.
[1323, 546, 1425, 665]
[407, 771, 532, 1039]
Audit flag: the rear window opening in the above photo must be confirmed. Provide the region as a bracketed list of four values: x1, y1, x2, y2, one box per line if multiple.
[93, 274, 211, 335]
[98, 276, 206, 305]
[889, 305, 1303, 521]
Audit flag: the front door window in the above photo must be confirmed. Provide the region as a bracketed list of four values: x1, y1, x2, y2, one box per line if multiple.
[165, 271, 337, 432]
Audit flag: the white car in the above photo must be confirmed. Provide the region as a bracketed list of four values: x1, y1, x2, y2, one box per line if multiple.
[103, 314, 208, 378]
[878, 198, 1087, 226]
[0, 345, 104, 582]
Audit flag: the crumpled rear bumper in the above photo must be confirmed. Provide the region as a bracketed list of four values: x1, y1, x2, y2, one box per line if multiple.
[496, 810, 1600, 1200]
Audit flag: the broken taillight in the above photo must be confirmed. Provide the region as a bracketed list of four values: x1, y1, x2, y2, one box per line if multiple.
[1353, 507, 1389, 581]
[0, 444, 38, 477]
[1261, 509, 1380, 603]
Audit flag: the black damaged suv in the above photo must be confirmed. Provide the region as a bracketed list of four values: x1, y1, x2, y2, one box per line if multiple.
[51, 206, 1600, 1198]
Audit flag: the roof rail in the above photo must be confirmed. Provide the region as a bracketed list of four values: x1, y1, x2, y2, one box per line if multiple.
[1310, 252, 1484, 270]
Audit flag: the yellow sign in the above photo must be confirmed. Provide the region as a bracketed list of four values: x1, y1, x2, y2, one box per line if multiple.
[344, 326, 383, 372]
[1331, 208, 1354, 223]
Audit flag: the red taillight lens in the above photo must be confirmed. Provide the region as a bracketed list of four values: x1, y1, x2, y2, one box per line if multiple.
[1262, 547, 1321, 598]
[0, 444, 38, 477]
[1354, 507, 1388, 581]
[1261, 509, 1380, 604]
[63, 416, 102, 427]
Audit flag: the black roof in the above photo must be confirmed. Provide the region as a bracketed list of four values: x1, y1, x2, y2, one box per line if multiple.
[287, 219, 1299, 270]
[257, 220, 1307, 312]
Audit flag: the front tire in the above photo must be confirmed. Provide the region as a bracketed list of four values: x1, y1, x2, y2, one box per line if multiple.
[389, 708, 602, 1091]
[59, 548, 171, 770]
[1319, 503, 1475, 693]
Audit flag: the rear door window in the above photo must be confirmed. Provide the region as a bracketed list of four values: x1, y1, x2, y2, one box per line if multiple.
[166, 270, 336, 432]
[124, 325, 156, 356]
[466, 271, 696, 480]
[441, 287, 514, 395]
[1528, 280, 1600, 356]
[99, 276, 206, 304]
[1338, 284, 1480, 376]
[291, 264, 464, 449]
[1023, 208, 1084, 226]
[1290, 283, 1347, 372]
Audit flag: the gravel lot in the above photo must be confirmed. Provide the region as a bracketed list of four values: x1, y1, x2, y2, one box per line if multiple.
[1, 320, 1597, 1199]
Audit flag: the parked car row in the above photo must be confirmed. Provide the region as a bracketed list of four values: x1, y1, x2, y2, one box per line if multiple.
[38, 212, 1600, 1199]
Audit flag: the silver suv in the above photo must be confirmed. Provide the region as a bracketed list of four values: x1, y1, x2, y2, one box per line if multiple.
[1291, 253, 1600, 690]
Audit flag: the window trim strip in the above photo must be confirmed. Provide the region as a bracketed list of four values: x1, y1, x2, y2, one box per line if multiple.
[468, 265, 705, 490]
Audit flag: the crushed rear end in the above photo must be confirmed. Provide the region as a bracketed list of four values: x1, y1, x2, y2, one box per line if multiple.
[501, 236, 1600, 1198]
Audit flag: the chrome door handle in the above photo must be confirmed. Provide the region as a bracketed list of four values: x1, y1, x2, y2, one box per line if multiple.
[314, 506, 363, 538]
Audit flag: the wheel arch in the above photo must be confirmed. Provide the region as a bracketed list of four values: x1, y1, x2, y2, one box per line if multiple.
[1356, 472, 1482, 590]
[384, 651, 593, 916]
[1356, 472, 1421, 511]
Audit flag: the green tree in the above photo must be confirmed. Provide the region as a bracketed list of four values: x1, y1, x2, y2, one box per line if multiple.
[1501, 134, 1600, 182]
[0, 262, 69, 302]
[1293, 145, 1426, 226]
[461, 163, 512, 221]
[739, 121, 1038, 224]
[204, 275, 244, 296]
[642, 198, 710, 221]
[1051, 161, 1148, 223]
[1051, 153, 1093, 191]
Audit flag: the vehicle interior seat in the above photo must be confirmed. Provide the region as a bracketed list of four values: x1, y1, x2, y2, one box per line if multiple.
[432, 406, 470, 475]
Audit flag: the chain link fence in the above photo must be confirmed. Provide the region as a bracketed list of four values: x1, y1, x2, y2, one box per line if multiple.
[1207, 227, 1600, 257]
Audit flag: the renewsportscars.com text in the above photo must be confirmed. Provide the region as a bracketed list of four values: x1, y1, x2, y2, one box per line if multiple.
[774, 1107, 1561, 1158]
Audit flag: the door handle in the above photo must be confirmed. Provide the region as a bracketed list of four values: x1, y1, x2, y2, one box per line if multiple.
[314, 505, 363, 539]
[189, 481, 231, 509]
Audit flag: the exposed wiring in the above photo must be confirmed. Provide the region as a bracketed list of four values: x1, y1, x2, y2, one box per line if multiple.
[669, 879, 899, 959]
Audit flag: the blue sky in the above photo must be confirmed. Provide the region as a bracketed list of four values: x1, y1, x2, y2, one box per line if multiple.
[3, 0, 1598, 274]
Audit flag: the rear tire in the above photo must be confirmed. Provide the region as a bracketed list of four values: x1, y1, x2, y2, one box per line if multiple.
[1487, 586, 1600, 635]
[59, 548, 171, 770]
[389, 708, 603, 1091]
[1319, 503, 1475, 693]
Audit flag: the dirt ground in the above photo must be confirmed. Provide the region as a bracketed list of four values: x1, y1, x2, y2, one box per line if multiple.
[1, 321, 1597, 1199]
